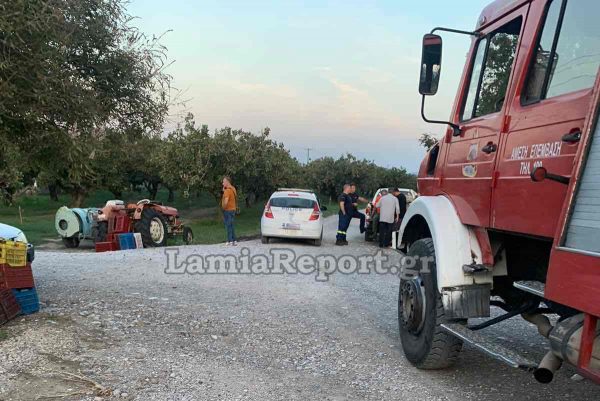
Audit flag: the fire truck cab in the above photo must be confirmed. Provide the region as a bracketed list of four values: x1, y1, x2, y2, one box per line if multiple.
[399, 0, 600, 383]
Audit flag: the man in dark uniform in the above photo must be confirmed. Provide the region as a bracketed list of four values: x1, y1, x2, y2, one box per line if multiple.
[336, 184, 353, 246]
[349, 183, 369, 234]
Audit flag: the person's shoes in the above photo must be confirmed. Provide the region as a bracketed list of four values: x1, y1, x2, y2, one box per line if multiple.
[232, 241, 238, 246]
[360, 227, 365, 234]
[225, 242, 231, 246]
[335, 239, 345, 246]
[342, 240, 349, 245]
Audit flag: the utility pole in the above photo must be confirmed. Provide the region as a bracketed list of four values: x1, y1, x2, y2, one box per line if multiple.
[305, 148, 313, 165]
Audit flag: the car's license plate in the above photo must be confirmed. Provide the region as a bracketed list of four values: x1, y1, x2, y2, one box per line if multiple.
[282, 223, 301, 230]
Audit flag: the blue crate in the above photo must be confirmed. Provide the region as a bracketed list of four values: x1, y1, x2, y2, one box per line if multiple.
[11, 288, 39, 315]
[118, 233, 136, 250]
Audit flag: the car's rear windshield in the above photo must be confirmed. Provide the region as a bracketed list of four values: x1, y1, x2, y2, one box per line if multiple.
[270, 197, 315, 208]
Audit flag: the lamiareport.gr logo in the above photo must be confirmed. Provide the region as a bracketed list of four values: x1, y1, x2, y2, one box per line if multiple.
[164, 247, 433, 282]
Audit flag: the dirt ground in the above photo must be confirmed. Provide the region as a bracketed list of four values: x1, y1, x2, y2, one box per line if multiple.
[0, 216, 598, 400]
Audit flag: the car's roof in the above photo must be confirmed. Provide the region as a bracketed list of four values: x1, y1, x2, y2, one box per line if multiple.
[270, 190, 317, 200]
[0, 222, 24, 240]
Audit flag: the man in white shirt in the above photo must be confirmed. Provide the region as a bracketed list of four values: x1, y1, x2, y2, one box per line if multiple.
[377, 188, 400, 248]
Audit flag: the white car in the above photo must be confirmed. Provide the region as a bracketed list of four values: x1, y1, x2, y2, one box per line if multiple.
[261, 189, 326, 246]
[398, 188, 418, 203]
[0, 222, 35, 262]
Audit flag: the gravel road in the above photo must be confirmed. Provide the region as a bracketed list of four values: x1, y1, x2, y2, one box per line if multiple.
[0, 215, 598, 400]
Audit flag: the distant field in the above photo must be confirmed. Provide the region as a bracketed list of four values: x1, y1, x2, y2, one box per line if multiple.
[0, 190, 339, 246]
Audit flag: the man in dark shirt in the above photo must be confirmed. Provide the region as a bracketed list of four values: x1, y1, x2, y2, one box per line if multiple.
[391, 188, 408, 248]
[349, 183, 369, 234]
[336, 184, 353, 246]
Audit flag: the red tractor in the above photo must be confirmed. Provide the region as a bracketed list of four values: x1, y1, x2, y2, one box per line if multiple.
[95, 199, 193, 247]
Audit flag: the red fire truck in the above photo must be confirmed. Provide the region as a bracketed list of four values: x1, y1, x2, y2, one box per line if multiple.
[399, 0, 600, 383]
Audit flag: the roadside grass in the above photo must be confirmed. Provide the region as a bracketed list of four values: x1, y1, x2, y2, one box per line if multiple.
[0, 191, 340, 246]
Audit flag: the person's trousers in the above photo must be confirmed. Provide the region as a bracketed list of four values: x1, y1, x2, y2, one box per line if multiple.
[223, 210, 236, 242]
[350, 209, 366, 232]
[379, 221, 393, 247]
[336, 213, 351, 241]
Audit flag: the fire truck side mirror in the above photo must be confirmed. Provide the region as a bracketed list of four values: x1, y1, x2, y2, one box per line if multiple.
[419, 34, 443, 96]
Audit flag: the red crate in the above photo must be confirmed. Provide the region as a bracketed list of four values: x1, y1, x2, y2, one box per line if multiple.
[0, 288, 21, 324]
[0, 263, 35, 289]
[95, 241, 118, 253]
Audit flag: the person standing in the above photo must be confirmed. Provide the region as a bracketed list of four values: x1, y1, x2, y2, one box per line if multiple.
[378, 188, 399, 248]
[391, 188, 408, 248]
[336, 184, 353, 246]
[221, 176, 237, 246]
[349, 183, 369, 234]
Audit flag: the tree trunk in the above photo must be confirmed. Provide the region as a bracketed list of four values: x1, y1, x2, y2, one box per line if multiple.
[167, 187, 175, 202]
[149, 184, 158, 200]
[245, 191, 256, 208]
[111, 188, 123, 199]
[48, 184, 59, 202]
[70, 189, 87, 207]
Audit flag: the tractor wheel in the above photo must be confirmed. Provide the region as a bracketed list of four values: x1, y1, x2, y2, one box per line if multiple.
[135, 208, 168, 247]
[95, 221, 108, 243]
[398, 238, 463, 369]
[62, 236, 80, 248]
[183, 226, 193, 245]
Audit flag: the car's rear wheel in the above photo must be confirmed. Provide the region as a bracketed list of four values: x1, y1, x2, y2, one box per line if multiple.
[398, 238, 463, 369]
[261, 235, 270, 244]
[313, 231, 323, 246]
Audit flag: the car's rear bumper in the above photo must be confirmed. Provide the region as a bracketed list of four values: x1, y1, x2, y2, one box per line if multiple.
[261, 219, 322, 239]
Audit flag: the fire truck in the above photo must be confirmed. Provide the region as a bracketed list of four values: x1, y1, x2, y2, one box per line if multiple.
[399, 0, 600, 383]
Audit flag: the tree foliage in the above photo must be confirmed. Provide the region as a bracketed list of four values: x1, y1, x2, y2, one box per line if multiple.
[0, 0, 172, 205]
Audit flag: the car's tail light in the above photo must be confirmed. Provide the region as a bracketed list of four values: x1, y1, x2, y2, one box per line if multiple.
[264, 201, 274, 219]
[309, 203, 320, 221]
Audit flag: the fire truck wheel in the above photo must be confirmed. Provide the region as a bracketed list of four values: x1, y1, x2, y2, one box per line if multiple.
[95, 221, 108, 242]
[62, 236, 80, 248]
[135, 208, 168, 247]
[398, 238, 463, 369]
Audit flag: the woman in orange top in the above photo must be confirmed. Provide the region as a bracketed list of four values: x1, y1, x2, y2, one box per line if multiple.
[221, 176, 237, 246]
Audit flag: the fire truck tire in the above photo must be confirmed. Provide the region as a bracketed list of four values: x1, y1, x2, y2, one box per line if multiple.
[135, 208, 168, 247]
[398, 238, 463, 369]
[95, 221, 108, 243]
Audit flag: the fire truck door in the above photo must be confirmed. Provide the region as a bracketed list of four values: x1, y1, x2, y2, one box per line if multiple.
[493, 0, 600, 238]
[442, 10, 526, 227]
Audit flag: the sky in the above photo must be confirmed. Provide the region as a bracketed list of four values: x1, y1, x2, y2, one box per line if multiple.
[128, 0, 491, 173]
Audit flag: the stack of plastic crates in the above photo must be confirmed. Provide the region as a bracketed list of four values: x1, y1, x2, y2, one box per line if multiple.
[0, 240, 38, 315]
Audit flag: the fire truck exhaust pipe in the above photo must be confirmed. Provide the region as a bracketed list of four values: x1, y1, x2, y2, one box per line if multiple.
[548, 314, 600, 372]
[522, 313, 600, 383]
[534, 351, 562, 383]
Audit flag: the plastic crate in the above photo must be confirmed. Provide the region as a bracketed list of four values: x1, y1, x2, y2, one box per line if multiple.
[118, 233, 136, 250]
[0, 241, 27, 267]
[0, 263, 35, 289]
[12, 288, 39, 315]
[95, 241, 118, 253]
[0, 288, 21, 324]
